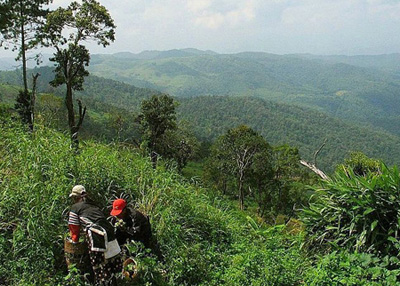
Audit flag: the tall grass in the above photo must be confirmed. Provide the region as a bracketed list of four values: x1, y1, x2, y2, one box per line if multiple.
[302, 165, 400, 256]
[0, 120, 308, 285]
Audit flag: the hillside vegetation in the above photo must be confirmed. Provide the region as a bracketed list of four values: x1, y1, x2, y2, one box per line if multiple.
[177, 96, 400, 170]
[0, 115, 308, 285]
[2, 68, 400, 171]
[3, 106, 400, 285]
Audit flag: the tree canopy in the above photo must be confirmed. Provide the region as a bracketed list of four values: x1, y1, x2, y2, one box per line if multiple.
[41, 0, 115, 146]
[0, 0, 52, 130]
[139, 94, 177, 168]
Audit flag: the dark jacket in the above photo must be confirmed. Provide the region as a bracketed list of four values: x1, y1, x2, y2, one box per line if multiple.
[69, 201, 116, 251]
[110, 208, 152, 247]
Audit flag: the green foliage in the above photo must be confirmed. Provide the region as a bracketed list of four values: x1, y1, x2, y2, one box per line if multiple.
[267, 145, 312, 216]
[87, 51, 400, 138]
[41, 0, 115, 144]
[207, 125, 270, 209]
[340, 151, 381, 176]
[305, 251, 400, 286]
[0, 119, 308, 285]
[14, 89, 32, 126]
[139, 94, 177, 167]
[159, 125, 200, 172]
[124, 241, 166, 286]
[0, 0, 51, 58]
[63, 264, 88, 286]
[3, 68, 400, 172]
[302, 164, 400, 256]
[0, 0, 51, 129]
[0, 2, 11, 29]
[42, 0, 115, 90]
[177, 95, 400, 172]
[206, 132, 313, 217]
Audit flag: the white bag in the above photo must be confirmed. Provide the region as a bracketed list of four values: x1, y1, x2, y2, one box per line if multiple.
[105, 239, 121, 259]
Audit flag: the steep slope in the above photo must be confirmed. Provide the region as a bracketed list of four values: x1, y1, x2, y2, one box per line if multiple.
[0, 119, 307, 285]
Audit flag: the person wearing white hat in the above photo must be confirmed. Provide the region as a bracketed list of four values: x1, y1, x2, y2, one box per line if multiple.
[68, 185, 122, 285]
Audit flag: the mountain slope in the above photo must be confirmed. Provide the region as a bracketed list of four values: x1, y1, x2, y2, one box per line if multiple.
[86, 51, 400, 137]
[177, 96, 400, 170]
[292, 53, 400, 74]
[0, 118, 307, 285]
[1, 67, 400, 171]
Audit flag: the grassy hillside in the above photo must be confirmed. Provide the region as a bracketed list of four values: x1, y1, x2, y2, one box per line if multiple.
[0, 116, 309, 285]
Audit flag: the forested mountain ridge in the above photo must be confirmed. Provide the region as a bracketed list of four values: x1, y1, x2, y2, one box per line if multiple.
[1, 67, 400, 171]
[293, 53, 400, 74]
[177, 96, 400, 171]
[86, 50, 400, 137]
[0, 67, 161, 109]
[2, 50, 400, 137]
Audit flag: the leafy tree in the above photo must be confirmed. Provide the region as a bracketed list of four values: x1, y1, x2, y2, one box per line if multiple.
[270, 145, 312, 216]
[138, 94, 177, 168]
[203, 149, 234, 196]
[159, 126, 200, 172]
[249, 148, 274, 217]
[41, 0, 115, 146]
[211, 125, 268, 210]
[0, 2, 11, 30]
[339, 151, 381, 176]
[0, 0, 52, 130]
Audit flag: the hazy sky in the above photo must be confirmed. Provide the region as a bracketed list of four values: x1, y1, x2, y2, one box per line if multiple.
[3, 0, 400, 57]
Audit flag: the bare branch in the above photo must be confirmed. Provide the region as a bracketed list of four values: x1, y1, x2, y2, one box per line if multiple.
[300, 160, 330, 180]
[76, 99, 86, 129]
[313, 138, 327, 166]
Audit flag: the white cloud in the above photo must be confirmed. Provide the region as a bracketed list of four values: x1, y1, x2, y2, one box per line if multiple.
[193, 0, 257, 29]
[187, 0, 212, 12]
[2, 0, 400, 57]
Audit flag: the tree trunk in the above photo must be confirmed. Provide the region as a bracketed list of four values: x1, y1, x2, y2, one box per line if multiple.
[20, 3, 28, 95]
[65, 83, 75, 128]
[19, 4, 33, 131]
[30, 73, 40, 131]
[238, 172, 244, 210]
[65, 83, 78, 147]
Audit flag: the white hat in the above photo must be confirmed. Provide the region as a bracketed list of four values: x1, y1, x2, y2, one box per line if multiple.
[69, 185, 87, 198]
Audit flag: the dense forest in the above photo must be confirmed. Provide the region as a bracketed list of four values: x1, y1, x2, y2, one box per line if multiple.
[1, 67, 400, 171]
[5, 50, 400, 138]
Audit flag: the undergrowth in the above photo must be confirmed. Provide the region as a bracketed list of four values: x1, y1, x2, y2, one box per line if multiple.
[0, 120, 308, 285]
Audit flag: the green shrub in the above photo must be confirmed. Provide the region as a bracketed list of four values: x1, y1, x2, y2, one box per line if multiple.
[302, 165, 400, 256]
[305, 251, 400, 286]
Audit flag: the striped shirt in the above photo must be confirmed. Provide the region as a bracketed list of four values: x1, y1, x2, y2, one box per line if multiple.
[68, 201, 116, 240]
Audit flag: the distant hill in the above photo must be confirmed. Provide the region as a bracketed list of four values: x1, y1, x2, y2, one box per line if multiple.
[292, 53, 400, 74]
[85, 50, 400, 137]
[0, 55, 52, 71]
[1, 67, 400, 171]
[95, 48, 218, 61]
